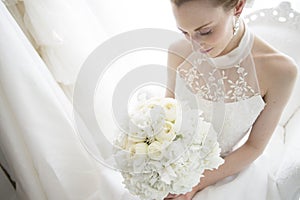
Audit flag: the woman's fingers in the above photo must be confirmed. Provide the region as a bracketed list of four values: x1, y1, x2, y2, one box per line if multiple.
[164, 193, 181, 199]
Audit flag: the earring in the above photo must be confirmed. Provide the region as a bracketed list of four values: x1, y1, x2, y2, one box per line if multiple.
[233, 16, 240, 36]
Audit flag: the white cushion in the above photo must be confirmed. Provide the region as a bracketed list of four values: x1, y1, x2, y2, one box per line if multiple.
[264, 125, 286, 174]
[246, 5, 300, 197]
[285, 107, 300, 147]
[245, 1, 300, 126]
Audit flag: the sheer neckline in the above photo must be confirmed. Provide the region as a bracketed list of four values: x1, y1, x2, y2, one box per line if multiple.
[176, 22, 261, 103]
[208, 23, 254, 69]
[198, 93, 265, 105]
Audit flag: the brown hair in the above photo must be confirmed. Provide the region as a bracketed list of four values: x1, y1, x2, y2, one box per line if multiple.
[171, 0, 239, 10]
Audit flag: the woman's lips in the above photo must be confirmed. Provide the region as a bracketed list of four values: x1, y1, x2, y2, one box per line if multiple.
[199, 47, 213, 54]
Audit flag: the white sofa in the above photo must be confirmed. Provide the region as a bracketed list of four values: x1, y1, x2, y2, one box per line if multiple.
[245, 2, 300, 199]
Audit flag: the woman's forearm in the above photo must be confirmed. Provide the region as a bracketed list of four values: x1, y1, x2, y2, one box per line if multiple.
[194, 142, 262, 191]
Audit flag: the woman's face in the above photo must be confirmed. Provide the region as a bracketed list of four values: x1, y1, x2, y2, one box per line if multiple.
[172, 0, 235, 57]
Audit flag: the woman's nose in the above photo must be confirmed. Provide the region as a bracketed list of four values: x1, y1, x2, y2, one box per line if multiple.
[190, 36, 205, 52]
[191, 39, 200, 52]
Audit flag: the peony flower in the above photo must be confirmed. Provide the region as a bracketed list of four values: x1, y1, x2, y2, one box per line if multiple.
[148, 141, 163, 160]
[160, 165, 177, 184]
[114, 97, 224, 200]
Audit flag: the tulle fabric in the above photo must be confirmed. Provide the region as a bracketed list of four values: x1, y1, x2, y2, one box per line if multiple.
[6, 0, 108, 86]
[0, 2, 135, 199]
[193, 156, 279, 200]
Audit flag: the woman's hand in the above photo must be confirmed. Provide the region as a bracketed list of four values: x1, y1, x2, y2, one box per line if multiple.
[164, 189, 197, 200]
[164, 193, 181, 199]
[164, 172, 208, 200]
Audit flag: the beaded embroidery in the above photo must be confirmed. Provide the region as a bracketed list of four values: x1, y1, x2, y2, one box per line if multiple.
[178, 58, 259, 103]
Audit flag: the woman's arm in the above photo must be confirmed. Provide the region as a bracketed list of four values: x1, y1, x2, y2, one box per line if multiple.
[165, 40, 192, 99]
[167, 54, 298, 200]
[199, 55, 297, 187]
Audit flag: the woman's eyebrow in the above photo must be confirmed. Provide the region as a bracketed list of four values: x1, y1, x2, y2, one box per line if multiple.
[194, 21, 213, 31]
[177, 21, 213, 32]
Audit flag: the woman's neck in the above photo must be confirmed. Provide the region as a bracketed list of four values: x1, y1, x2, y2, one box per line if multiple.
[218, 19, 245, 57]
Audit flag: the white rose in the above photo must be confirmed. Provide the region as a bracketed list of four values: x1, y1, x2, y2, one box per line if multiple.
[155, 121, 176, 143]
[160, 98, 178, 122]
[148, 141, 163, 160]
[145, 97, 162, 108]
[134, 97, 161, 114]
[129, 142, 148, 156]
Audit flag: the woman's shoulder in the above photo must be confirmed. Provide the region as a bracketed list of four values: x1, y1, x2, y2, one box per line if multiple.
[168, 39, 193, 70]
[252, 35, 298, 95]
[253, 35, 297, 76]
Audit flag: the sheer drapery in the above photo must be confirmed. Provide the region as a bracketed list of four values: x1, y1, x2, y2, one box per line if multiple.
[3, 0, 108, 100]
[0, 2, 133, 199]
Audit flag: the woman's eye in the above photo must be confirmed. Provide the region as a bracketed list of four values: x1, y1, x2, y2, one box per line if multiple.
[181, 31, 189, 36]
[198, 29, 212, 36]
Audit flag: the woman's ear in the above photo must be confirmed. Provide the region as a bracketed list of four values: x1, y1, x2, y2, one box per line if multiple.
[234, 0, 246, 16]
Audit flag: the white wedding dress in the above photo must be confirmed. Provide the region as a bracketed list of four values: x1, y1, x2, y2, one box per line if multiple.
[173, 23, 298, 200]
[1, 0, 299, 199]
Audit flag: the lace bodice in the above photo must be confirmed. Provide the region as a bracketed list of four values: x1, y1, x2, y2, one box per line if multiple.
[175, 24, 266, 156]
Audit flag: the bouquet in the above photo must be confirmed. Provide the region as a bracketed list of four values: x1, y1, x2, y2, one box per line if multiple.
[114, 97, 224, 200]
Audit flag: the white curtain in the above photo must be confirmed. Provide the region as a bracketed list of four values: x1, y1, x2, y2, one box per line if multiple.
[0, 1, 132, 199]
[84, 0, 300, 35]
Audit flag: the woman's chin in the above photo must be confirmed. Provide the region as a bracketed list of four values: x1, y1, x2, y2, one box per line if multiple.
[210, 49, 228, 58]
[199, 47, 213, 54]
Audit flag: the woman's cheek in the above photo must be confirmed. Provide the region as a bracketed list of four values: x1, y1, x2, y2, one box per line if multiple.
[212, 27, 231, 48]
[206, 30, 223, 48]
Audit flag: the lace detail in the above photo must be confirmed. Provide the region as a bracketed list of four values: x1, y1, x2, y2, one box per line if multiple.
[177, 22, 261, 103]
[175, 23, 266, 156]
[178, 59, 224, 102]
[178, 60, 259, 102]
[175, 77, 265, 156]
[225, 64, 258, 101]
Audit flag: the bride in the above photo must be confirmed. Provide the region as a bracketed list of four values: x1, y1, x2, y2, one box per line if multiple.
[164, 0, 298, 199]
[1, 0, 298, 199]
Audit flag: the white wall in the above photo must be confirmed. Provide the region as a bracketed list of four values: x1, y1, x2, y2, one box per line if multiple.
[87, 0, 300, 36]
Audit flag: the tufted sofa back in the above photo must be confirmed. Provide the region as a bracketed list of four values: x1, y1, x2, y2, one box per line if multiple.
[245, 3, 300, 199]
[245, 1, 300, 127]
